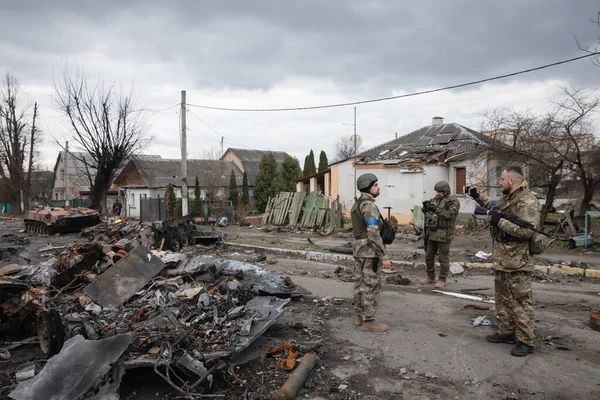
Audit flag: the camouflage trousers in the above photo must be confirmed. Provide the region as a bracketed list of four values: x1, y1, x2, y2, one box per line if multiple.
[495, 270, 535, 346]
[353, 257, 382, 321]
[425, 240, 451, 281]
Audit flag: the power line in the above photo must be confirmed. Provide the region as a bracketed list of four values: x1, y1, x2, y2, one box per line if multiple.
[186, 126, 221, 143]
[186, 52, 600, 112]
[133, 103, 180, 117]
[187, 109, 224, 140]
[185, 126, 254, 150]
[187, 108, 255, 150]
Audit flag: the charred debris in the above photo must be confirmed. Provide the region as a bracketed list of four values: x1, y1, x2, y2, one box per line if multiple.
[0, 214, 312, 399]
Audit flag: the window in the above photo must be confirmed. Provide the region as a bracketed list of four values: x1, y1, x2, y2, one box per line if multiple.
[60, 169, 64, 180]
[131, 193, 135, 206]
[455, 168, 466, 194]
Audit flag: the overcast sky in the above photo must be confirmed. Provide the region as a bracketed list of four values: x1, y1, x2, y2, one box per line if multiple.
[1, 0, 600, 168]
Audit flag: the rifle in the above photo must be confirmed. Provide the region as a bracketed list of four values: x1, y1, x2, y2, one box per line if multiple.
[473, 206, 552, 238]
[422, 220, 429, 252]
[372, 257, 379, 273]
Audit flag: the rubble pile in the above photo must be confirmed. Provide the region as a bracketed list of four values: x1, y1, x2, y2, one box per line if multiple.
[0, 217, 310, 399]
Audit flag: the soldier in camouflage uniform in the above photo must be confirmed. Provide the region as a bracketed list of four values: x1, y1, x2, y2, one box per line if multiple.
[420, 181, 460, 288]
[468, 166, 539, 357]
[350, 173, 390, 333]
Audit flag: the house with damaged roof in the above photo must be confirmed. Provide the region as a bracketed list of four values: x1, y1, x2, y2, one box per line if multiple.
[328, 117, 509, 223]
[112, 158, 242, 219]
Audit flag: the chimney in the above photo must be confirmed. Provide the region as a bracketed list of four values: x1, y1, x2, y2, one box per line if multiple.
[395, 132, 398, 139]
[432, 116, 444, 125]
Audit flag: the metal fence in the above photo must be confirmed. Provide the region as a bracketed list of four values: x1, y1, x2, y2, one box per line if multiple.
[139, 196, 233, 222]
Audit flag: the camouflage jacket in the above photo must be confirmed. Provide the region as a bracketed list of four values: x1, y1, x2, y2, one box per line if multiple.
[424, 194, 460, 243]
[351, 193, 389, 260]
[475, 181, 540, 271]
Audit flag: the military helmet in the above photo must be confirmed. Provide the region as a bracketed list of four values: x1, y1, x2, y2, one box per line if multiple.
[434, 181, 451, 193]
[357, 173, 378, 191]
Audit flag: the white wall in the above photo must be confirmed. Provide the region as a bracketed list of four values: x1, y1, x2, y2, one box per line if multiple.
[378, 169, 424, 216]
[423, 165, 449, 201]
[124, 188, 152, 218]
[447, 157, 495, 215]
[336, 160, 358, 211]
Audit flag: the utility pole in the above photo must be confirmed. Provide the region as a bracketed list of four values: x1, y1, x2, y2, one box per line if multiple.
[181, 90, 188, 216]
[65, 141, 70, 207]
[220, 136, 224, 154]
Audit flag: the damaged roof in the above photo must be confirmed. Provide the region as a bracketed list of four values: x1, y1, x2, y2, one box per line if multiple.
[359, 122, 496, 164]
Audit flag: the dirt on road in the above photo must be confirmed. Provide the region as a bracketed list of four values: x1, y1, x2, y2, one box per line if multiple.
[1, 218, 599, 399]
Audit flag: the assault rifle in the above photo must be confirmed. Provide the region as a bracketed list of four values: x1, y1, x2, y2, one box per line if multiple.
[473, 206, 552, 238]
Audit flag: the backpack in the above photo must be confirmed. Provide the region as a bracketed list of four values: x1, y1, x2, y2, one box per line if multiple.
[354, 197, 395, 245]
[380, 218, 396, 245]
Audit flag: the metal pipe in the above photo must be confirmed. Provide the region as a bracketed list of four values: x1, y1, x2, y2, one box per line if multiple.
[270, 352, 317, 400]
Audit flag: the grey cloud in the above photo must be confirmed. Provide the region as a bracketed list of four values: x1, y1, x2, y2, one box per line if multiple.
[1, 0, 599, 94]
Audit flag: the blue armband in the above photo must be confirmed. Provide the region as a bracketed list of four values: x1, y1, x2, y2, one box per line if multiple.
[365, 218, 379, 227]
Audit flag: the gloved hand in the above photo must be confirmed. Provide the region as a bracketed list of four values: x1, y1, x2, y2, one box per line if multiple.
[489, 210, 502, 226]
[467, 186, 480, 200]
[422, 200, 437, 213]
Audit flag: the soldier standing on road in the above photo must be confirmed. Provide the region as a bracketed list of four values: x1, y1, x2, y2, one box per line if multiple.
[112, 198, 122, 217]
[350, 173, 390, 333]
[420, 181, 460, 289]
[468, 166, 540, 357]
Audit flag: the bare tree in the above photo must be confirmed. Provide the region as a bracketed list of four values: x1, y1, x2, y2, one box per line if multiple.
[53, 69, 149, 215]
[0, 72, 41, 213]
[479, 107, 572, 225]
[331, 135, 362, 163]
[553, 87, 600, 215]
[576, 11, 600, 66]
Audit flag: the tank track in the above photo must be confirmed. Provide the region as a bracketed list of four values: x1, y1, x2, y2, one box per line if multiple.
[24, 220, 54, 234]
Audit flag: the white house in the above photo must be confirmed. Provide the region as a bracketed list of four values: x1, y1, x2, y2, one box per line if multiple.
[112, 158, 242, 219]
[326, 117, 510, 224]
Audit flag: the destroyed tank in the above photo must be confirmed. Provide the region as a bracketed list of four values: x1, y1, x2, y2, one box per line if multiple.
[24, 206, 101, 234]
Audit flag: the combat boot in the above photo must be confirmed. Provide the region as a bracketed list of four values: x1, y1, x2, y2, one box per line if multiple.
[511, 341, 534, 357]
[353, 315, 363, 326]
[486, 333, 517, 344]
[361, 320, 388, 332]
[420, 277, 434, 285]
[434, 280, 446, 288]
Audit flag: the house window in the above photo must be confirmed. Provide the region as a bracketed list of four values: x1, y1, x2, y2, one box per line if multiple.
[455, 168, 466, 194]
[131, 193, 135, 206]
[55, 192, 58, 200]
[60, 170, 64, 180]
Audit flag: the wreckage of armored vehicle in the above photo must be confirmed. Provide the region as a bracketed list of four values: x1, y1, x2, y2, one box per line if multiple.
[24, 206, 101, 234]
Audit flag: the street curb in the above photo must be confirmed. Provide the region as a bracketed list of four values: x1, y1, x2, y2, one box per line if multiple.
[222, 242, 600, 279]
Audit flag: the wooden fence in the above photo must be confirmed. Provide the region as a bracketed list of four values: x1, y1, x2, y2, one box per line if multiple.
[262, 192, 342, 229]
